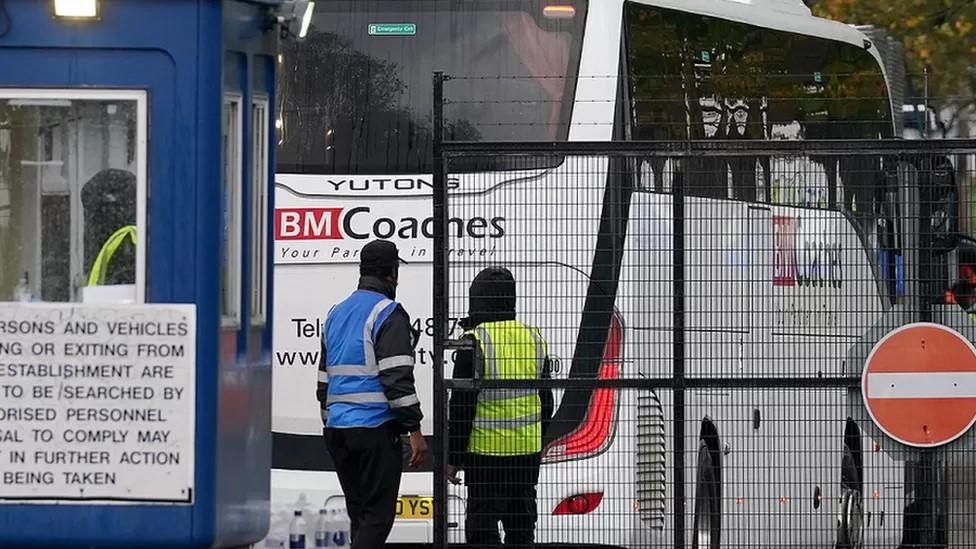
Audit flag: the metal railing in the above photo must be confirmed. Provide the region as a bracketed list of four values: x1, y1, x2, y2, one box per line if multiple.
[432, 72, 976, 548]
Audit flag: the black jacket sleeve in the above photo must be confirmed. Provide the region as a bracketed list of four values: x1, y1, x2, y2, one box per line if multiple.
[540, 355, 554, 437]
[374, 304, 424, 434]
[448, 335, 480, 467]
[317, 340, 328, 421]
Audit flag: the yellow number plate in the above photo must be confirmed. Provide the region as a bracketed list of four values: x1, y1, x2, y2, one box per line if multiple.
[396, 496, 433, 519]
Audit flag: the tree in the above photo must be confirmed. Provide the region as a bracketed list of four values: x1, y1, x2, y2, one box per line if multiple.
[813, 0, 976, 136]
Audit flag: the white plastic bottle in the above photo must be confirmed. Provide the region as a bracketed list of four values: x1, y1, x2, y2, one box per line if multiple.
[314, 508, 332, 548]
[13, 273, 31, 302]
[331, 509, 349, 548]
[289, 510, 307, 549]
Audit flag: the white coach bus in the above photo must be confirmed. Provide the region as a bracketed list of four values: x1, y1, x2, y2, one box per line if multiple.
[264, 0, 972, 547]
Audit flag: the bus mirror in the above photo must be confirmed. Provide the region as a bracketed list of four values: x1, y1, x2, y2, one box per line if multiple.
[921, 155, 958, 254]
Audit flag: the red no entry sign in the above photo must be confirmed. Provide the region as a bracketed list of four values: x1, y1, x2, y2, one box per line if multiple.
[862, 323, 976, 447]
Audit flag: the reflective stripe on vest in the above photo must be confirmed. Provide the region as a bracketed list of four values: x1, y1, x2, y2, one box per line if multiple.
[466, 320, 546, 456]
[323, 292, 398, 428]
[328, 356, 415, 377]
[473, 411, 542, 430]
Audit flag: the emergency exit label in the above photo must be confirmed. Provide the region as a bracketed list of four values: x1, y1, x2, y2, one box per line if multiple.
[0, 303, 196, 503]
[368, 23, 416, 36]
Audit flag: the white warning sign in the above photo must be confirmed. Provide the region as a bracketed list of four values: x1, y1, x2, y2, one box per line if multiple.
[0, 303, 195, 503]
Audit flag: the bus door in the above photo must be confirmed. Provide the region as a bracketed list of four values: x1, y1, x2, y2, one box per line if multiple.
[873, 151, 967, 548]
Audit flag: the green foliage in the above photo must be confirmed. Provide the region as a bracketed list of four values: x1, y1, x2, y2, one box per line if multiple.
[814, 0, 976, 132]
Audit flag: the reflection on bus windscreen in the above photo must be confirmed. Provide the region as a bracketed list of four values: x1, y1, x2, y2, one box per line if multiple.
[276, 0, 588, 175]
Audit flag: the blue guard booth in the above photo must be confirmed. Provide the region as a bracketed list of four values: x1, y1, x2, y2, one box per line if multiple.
[0, 1, 302, 547]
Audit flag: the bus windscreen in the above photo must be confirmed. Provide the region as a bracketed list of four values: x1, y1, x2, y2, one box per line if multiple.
[276, 0, 588, 175]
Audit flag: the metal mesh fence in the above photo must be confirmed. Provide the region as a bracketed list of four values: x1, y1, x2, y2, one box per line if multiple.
[432, 135, 976, 548]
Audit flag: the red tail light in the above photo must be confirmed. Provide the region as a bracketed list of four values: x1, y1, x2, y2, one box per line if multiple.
[553, 492, 604, 515]
[542, 314, 622, 463]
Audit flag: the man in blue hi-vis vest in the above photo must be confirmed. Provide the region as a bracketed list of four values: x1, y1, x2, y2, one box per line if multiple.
[317, 239, 427, 548]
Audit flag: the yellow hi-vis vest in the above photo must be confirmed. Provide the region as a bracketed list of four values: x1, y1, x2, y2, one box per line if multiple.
[87, 225, 137, 287]
[466, 320, 546, 456]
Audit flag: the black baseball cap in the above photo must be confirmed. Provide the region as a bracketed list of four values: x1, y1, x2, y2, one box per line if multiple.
[360, 239, 408, 276]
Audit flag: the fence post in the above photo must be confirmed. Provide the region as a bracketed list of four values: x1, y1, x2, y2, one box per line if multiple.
[673, 151, 687, 549]
[432, 70, 448, 549]
[898, 158, 948, 548]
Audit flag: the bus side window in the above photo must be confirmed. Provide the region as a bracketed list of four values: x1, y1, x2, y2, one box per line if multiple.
[624, 4, 890, 204]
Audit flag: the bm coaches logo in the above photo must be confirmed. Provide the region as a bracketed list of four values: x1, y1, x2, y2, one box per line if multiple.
[275, 207, 506, 263]
[773, 215, 843, 289]
[275, 207, 506, 241]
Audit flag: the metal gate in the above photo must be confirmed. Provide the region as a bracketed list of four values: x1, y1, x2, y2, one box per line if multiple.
[431, 76, 976, 549]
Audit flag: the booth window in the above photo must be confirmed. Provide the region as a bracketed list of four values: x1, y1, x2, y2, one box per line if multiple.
[221, 94, 243, 326]
[0, 90, 146, 303]
[250, 96, 269, 325]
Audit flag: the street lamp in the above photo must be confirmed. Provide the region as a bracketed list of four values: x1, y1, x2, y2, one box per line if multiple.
[52, 0, 99, 19]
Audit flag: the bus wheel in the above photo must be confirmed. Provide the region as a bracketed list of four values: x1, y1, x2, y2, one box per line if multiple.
[836, 486, 864, 549]
[692, 439, 721, 549]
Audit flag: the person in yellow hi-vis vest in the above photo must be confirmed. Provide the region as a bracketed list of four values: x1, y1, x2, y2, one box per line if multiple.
[81, 168, 137, 288]
[448, 267, 553, 547]
[87, 225, 137, 287]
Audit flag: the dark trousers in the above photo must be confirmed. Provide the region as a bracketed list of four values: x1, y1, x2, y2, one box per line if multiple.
[464, 453, 541, 548]
[324, 422, 403, 549]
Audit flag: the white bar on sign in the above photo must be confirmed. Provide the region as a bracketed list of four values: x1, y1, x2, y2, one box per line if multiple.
[867, 372, 976, 399]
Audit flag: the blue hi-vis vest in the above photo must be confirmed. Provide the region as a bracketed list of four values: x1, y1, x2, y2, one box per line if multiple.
[322, 290, 398, 428]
